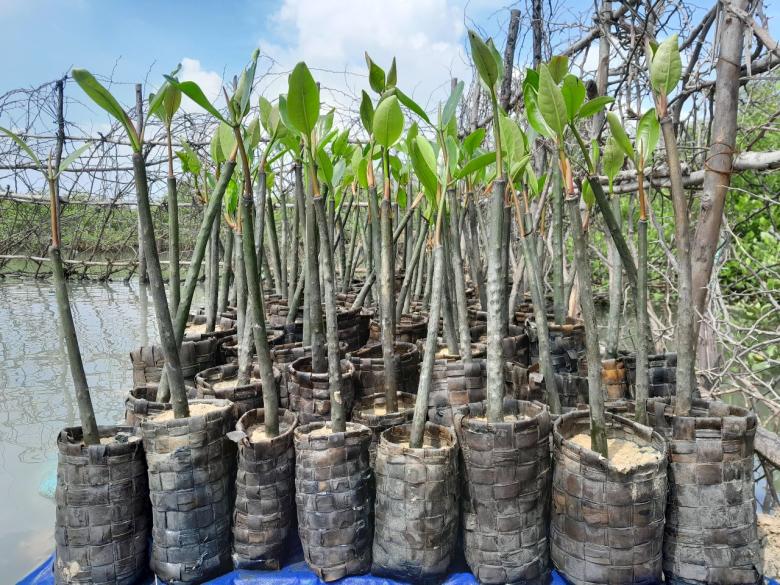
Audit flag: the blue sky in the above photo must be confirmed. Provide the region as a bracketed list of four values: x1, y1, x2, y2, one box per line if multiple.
[3, 0, 779, 126]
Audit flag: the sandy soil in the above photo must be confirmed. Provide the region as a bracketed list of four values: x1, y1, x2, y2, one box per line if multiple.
[152, 403, 221, 422]
[758, 512, 780, 579]
[570, 433, 662, 472]
[247, 422, 290, 442]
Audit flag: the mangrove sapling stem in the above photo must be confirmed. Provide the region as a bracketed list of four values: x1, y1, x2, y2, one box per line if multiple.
[564, 176, 607, 457]
[167, 174, 180, 315]
[265, 185, 285, 296]
[465, 195, 487, 311]
[206, 219, 220, 332]
[50, 241, 100, 444]
[660, 114, 694, 417]
[423, 243, 435, 310]
[605, 193, 623, 358]
[132, 152, 188, 418]
[635, 216, 650, 425]
[279, 182, 291, 299]
[485, 177, 506, 423]
[304, 161, 326, 373]
[441, 238, 461, 355]
[586, 176, 638, 290]
[286, 269, 306, 326]
[235, 230, 251, 385]
[342, 209, 360, 294]
[446, 188, 473, 361]
[552, 167, 566, 325]
[254, 170, 267, 275]
[290, 162, 303, 301]
[314, 195, 347, 432]
[237, 132, 279, 437]
[218, 233, 233, 314]
[157, 161, 235, 402]
[368, 187, 381, 282]
[379, 196, 399, 412]
[410, 204, 447, 448]
[396, 221, 429, 320]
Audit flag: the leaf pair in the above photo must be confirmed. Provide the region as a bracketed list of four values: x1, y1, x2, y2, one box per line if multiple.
[0, 126, 93, 179]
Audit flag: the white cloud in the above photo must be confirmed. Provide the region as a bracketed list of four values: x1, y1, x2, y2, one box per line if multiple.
[178, 58, 224, 113]
[255, 0, 471, 121]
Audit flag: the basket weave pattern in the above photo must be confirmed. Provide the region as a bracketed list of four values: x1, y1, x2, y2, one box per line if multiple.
[551, 411, 668, 585]
[141, 399, 235, 584]
[54, 426, 149, 585]
[455, 400, 552, 584]
[294, 422, 373, 582]
[371, 423, 460, 581]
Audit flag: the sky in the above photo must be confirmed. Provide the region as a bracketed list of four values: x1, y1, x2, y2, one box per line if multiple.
[2, 0, 779, 130]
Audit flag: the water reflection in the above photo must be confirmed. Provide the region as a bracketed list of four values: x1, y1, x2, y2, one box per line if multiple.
[0, 278, 173, 581]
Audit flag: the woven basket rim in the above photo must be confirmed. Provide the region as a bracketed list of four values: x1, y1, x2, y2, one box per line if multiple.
[57, 424, 141, 456]
[139, 398, 234, 429]
[649, 396, 757, 429]
[379, 422, 458, 454]
[294, 420, 371, 444]
[236, 408, 298, 445]
[288, 355, 355, 379]
[457, 398, 551, 432]
[553, 409, 668, 474]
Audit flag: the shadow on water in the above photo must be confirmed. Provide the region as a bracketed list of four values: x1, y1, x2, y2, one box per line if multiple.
[0, 277, 193, 581]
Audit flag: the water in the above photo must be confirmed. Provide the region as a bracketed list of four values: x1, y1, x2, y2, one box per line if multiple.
[0, 278, 168, 582]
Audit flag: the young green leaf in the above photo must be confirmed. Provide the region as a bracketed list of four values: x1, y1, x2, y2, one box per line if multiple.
[234, 48, 260, 120]
[606, 112, 635, 160]
[316, 146, 334, 185]
[537, 64, 567, 139]
[56, 142, 94, 177]
[441, 80, 464, 128]
[170, 78, 229, 126]
[523, 80, 553, 139]
[455, 150, 495, 180]
[72, 69, 141, 151]
[258, 96, 273, 132]
[499, 113, 526, 164]
[636, 108, 660, 161]
[365, 53, 386, 94]
[360, 90, 374, 134]
[462, 128, 485, 156]
[218, 122, 236, 159]
[577, 95, 615, 119]
[396, 89, 431, 125]
[602, 136, 625, 192]
[373, 95, 404, 148]
[468, 30, 499, 91]
[286, 62, 320, 139]
[561, 74, 586, 122]
[548, 55, 569, 84]
[387, 58, 397, 89]
[176, 143, 202, 176]
[410, 136, 438, 197]
[650, 35, 682, 97]
[0, 126, 42, 168]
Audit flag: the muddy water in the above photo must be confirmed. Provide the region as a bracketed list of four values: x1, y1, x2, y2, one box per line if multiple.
[0, 278, 197, 581]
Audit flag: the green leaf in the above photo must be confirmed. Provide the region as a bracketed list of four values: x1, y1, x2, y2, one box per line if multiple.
[286, 62, 320, 139]
[396, 186, 407, 208]
[316, 146, 334, 185]
[258, 96, 273, 132]
[499, 113, 525, 164]
[650, 35, 681, 96]
[56, 142, 94, 177]
[582, 179, 595, 207]
[537, 64, 567, 139]
[277, 94, 296, 135]
[396, 89, 431, 125]
[72, 69, 141, 151]
[246, 117, 262, 151]
[523, 78, 553, 138]
[468, 30, 499, 90]
[0, 126, 42, 169]
[602, 136, 625, 192]
[365, 53, 386, 94]
[441, 80, 464, 128]
[606, 112, 635, 160]
[387, 58, 397, 88]
[373, 95, 404, 148]
[561, 74, 585, 121]
[218, 122, 236, 159]
[487, 38, 504, 87]
[170, 78, 228, 126]
[176, 143, 201, 176]
[462, 128, 485, 156]
[234, 48, 260, 120]
[548, 55, 569, 84]
[636, 108, 660, 161]
[577, 96, 614, 119]
[360, 90, 374, 134]
[410, 136, 438, 198]
[455, 150, 495, 179]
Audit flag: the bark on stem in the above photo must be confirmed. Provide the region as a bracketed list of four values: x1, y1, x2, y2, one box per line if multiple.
[485, 179, 506, 422]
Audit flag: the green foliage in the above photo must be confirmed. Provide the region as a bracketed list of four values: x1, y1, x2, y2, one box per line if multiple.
[373, 95, 404, 148]
[650, 35, 681, 97]
[286, 62, 320, 140]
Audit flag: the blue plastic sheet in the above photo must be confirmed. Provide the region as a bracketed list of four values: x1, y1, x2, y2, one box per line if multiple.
[18, 549, 569, 585]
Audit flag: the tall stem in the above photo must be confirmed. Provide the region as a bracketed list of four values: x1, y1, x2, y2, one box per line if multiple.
[565, 192, 607, 457]
[305, 152, 326, 372]
[660, 115, 694, 416]
[132, 153, 188, 418]
[552, 167, 566, 325]
[218, 233, 233, 314]
[379, 190, 399, 412]
[447, 188, 473, 361]
[314, 196, 346, 432]
[605, 193, 623, 357]
[166, 138, 180, 314]
[485, 178, 506, 422]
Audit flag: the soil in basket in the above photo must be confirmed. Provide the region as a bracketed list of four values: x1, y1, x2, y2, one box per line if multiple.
[470, 414, 529, 423]
[152, 402, 221, 421]
[213, 377, 260, 391]
[758, 512, 780, 579]
[247, 422, 292, 442]
[570, 433, 661, 472]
